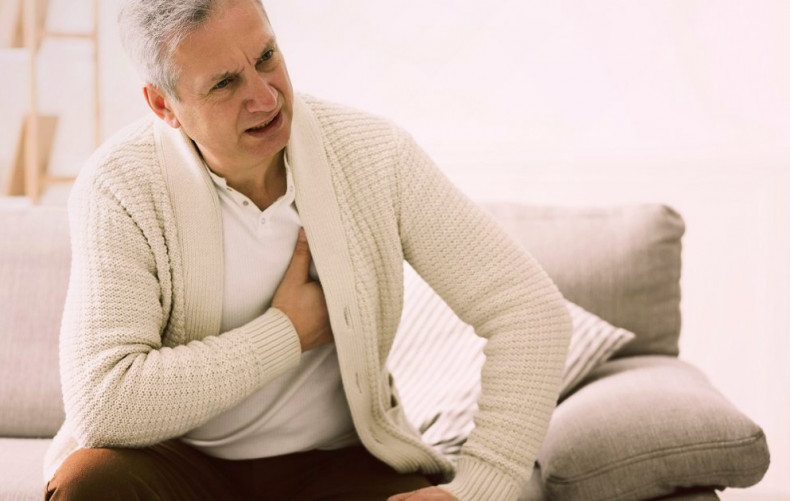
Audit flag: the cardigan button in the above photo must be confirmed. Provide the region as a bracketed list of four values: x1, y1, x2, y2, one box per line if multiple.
[355, 371, 363, 394]
[343, 306, 351, 327]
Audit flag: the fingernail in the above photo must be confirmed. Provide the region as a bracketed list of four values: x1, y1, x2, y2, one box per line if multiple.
[299, 228, 306, 241]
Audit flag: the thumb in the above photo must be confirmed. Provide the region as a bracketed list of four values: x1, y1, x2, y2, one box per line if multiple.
[283, 228, 312, 284]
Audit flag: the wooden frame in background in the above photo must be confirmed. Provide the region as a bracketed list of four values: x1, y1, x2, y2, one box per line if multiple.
[1, 0, 100, 202]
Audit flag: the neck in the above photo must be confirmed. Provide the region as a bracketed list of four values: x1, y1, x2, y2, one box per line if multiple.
[196, 144, 286, 203]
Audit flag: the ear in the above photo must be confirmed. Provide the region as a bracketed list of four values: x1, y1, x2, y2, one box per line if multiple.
[143, 84, 181, 128]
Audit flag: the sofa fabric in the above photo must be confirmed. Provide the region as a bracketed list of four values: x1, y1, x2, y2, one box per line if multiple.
[537, 355, 770, 500]
[0, 207, 69, 437]
[0, 438, 51, 500]
[480, 203, 685, 357]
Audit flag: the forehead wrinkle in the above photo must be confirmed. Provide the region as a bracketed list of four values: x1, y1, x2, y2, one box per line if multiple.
[195, 22, 275, 89]
[209, 37, 272, 83]
[207, 44, 249, 84]
[246, 36, 276, 66]
[208, 66, 241, 83]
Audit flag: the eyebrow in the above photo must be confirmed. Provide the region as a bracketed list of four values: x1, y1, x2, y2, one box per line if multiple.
[206, 38, 278, 87]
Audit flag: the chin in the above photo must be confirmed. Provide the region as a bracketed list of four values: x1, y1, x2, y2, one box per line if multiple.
[250, 133, 289, 162]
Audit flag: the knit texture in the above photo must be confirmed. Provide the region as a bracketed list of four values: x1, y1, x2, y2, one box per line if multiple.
[43, 94, 572, 501]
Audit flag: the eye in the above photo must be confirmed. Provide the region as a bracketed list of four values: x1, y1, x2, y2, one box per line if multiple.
[213, 77, 232, 91]
[257, 49, 276, 66]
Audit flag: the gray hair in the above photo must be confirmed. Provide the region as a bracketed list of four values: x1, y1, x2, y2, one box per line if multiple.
[118, 0, 265, 99]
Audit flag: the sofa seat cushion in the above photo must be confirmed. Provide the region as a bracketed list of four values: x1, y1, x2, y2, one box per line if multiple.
[537, 355, 770, 500]
[0, 438, 51, 500]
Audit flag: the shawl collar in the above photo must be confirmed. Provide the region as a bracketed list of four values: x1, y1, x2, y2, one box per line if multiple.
[153, 117, 224, 340]
[286, 95, 368, 369]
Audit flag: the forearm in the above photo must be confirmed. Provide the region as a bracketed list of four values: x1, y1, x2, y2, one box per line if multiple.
[395, 129, 572, 499]
[61, 304, 301, 448]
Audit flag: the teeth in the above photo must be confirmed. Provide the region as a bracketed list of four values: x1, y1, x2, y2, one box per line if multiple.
[251, 114, 276, 130]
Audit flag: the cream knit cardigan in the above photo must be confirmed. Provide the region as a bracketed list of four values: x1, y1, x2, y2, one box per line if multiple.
[43, 94, 572, 501]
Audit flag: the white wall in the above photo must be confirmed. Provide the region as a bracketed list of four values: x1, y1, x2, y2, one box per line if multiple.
[1, 0, 787, 497]
[270, 4, 790, 497]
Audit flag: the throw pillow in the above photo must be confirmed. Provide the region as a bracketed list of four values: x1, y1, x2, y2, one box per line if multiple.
[560, 301, 635, 400]
[387, 261, 635, 460]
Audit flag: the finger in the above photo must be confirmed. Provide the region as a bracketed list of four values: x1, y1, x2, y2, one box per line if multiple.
[387, 492, 415, 501]
[283, 228, 311, 284]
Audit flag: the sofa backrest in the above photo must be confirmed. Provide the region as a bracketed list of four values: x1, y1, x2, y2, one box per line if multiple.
[0, 206, 70, 437]
[0, 202, 685, 438]
[480, 202, 685, 358]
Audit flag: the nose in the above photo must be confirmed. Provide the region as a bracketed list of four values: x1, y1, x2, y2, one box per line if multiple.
[245, 73, 278, 114]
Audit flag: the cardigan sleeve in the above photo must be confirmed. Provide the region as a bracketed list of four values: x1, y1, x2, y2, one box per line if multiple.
[59, 173, 302, 448]
[394, 130, 572, 501]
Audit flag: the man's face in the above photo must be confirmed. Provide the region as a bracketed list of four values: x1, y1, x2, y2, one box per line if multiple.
[161, 0, 293, 172]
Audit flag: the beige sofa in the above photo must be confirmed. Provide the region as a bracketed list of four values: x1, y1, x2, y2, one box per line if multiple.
[0, 203, 770, 500]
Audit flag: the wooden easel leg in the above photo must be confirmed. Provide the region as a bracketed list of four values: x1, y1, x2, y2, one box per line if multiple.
[3, 114, 59, 198]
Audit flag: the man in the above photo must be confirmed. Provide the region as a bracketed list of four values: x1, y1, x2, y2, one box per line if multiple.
[43, 0, 571, 499]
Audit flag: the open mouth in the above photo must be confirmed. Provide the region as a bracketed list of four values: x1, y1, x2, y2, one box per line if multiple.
[246, 111, 282, 134]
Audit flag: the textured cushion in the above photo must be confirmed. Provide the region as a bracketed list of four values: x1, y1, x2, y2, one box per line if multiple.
[388, 261, 635, 459]
[0, 438, 51, 500]
[537, 356, 770, 500]
[0, 207, 69, 437]
[479, 203, 685, 357]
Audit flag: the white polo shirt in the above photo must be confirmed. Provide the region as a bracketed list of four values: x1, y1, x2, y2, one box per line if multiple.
[178, 151, 361, 459]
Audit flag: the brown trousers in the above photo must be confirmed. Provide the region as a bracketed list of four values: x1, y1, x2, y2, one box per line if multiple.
[44, 439, 437, 500]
